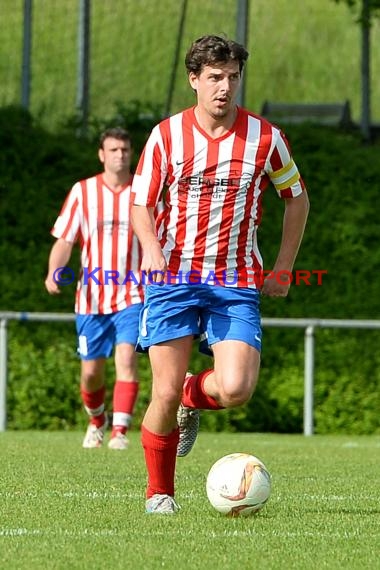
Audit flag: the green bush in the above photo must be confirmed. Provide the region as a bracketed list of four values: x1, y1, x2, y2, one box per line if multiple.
[7, 332, 82, 430]
[313, 329, 380, 434]
[2, 106, 380, 433]
[6, 323, 154, 431]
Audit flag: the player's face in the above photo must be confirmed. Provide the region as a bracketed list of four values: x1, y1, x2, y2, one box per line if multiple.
[98, 137, 132, 174]
[189, 61, 241, 120]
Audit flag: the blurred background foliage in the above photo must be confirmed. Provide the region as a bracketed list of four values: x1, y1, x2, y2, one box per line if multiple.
[1, 0, 380, 434]
[1, 103, 379, 434]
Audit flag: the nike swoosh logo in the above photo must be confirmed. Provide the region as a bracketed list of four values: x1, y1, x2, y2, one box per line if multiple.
[176, 159, 185, 166]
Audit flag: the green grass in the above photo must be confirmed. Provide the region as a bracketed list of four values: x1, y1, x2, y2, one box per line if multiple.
[0, 432, 379, 570]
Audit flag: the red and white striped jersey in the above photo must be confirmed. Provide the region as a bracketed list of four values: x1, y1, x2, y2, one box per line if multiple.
[52, 174, 143, 314]
[132, 106, 306, 287]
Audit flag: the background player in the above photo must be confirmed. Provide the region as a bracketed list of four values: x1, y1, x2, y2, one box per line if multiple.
[45, 127, 142, 450]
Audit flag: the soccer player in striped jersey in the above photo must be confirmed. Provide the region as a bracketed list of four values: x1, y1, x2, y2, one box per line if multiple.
[45, 127, 143, 451]
[131, 35, 310, 514]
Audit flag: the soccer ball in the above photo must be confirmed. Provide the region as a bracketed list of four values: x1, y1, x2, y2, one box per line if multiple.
[206, 453, 271, 517]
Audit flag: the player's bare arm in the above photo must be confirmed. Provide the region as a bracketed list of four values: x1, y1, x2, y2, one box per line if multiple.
[262, 191, 310, 297]
[131, 204, 167, 280]
[45, 238, 74, 294]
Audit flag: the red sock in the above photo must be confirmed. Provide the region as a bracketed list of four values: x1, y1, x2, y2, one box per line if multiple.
[81, 385, 106, 427]
[112, 380, 139, 437]
[141, 425, 179, 498]
[182, 369, 224, 410]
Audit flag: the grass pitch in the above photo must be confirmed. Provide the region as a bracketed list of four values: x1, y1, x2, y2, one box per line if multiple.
[0, 431, 379, 570]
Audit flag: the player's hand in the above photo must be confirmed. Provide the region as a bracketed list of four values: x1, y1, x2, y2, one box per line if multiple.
[141, 242, 167, 284]
[261, 271, 291, 297]
[45, 275, 61, 295]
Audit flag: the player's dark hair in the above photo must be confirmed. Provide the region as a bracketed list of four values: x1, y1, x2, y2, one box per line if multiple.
[98, 127, 132, 149]
[185, 35, 249, 75]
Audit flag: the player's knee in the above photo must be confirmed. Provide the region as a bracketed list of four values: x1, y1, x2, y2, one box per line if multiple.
[221, 389, 250, 408]
[80, 367, 103, 388]
[218, 377, 257, 408]
[152, 384, 182, 412]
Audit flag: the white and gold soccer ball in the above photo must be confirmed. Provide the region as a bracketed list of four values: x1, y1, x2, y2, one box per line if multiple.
[206, 452, 271, 516]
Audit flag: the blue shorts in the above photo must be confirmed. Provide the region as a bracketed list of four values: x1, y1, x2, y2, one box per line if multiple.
[138, 284, 261, 355]
[75, 304, 143, 360]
